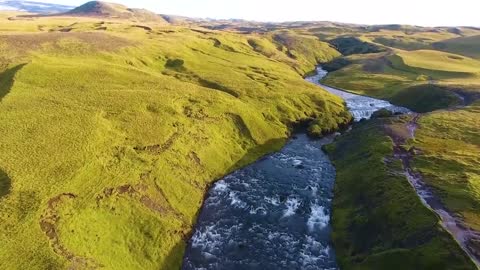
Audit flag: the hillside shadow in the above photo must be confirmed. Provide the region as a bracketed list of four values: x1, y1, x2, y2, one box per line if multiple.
[161, 241, 186, 270]
[0, 64, 26, 102]
[0, 169, 11, 198]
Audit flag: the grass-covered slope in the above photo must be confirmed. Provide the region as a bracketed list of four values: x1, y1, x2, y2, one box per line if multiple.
[396, 50, 480, 74]
[434, 35, 480, 59]
[411, 102, 480, 231]
[310, 24, 480, 112]
[0, 15, 350, 269]
[328, 36, 385, 56]
[325, 119, 476, 270]
[321, 50, 480, 112]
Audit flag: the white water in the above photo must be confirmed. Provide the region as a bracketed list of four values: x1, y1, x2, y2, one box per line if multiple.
[305, 67, 410, 121]
[184, 67, 412, 270]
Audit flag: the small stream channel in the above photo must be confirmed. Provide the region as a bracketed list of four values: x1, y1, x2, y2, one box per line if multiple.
[182, 67, 409, 270]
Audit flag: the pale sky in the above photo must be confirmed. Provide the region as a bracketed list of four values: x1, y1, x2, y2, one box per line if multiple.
[40, 0, 480, 27]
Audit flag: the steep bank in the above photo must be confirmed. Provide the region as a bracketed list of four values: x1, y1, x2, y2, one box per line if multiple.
[408, 101, 480, 263]
[325, 119, 476, 269]
[386, 114, 480, 266]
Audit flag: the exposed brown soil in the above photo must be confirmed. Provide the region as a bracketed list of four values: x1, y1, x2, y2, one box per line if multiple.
[95, 183, 168, 215]
[39, 193, 102, 270]
[133, 131, 181, 155]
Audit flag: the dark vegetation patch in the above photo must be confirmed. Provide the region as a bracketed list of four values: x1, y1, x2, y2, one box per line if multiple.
[272, 31, 339, 63]
[432, 42, 447, 50]
[164, 59, 240, 98]
[197, 78, 240, 97]
[227, 113, 256, 143]
[362, 57, 389, 73]
[447, 28, 463, 35]
[0, 64, 26, 102]
[329, 37, 385, 55]
[307, 110, 352, 137]
[390, 84, 462, 112]
[132, 25, 152, 31]
[0, 169, 11, 198]
[373, 37, 431, 51]
[321, 57, 352, 72]
[209, 38, 236, 52]
[134, 131, 180, 155]
[325, 119, 476, 270]
[371, 108, 394, 118]
[165, 58, 185, 70]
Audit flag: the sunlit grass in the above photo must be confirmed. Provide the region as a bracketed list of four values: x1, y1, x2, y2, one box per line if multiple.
[0, 14, 350, 269]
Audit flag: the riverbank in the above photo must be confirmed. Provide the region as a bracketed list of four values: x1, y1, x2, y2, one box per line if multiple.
[325, 118, 476, 269]
[386, 114, 480, 267]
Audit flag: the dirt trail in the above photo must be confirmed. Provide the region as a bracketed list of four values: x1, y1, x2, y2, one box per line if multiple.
[387, 114, 480, 268]
[40, 193, 102, 270]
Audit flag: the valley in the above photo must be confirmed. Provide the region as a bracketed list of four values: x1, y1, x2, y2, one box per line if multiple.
[0, 1, 479, 269]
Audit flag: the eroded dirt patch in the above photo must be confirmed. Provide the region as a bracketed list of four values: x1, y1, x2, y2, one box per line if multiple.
[40, 193, 102, 269]
[95, 184, 168, 215]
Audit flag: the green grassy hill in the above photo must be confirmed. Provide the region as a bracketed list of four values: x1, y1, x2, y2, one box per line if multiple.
[325, 119, 476, 270]
[315, 18, 480, 270]
[2, 3, 480, 269]
[0, 10, 351, 270]
[410, 102, 480, 233]
[434, 35, 480, 59]
[321, 49, 480, 112]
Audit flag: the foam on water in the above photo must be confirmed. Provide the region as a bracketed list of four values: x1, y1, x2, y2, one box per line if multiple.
[183, 68, 408, 269]
[183, 134, 338, 269]
[307, 203, 330, 231]
[283, 197, 301, 217]
[229, 191, 247, 208]
[306, 67, 410, 121]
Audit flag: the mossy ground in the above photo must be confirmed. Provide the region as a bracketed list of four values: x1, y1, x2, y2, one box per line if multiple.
[325, 119, 476, 270]
[0, 14, 349, 269]
[410, 102, 480, 230]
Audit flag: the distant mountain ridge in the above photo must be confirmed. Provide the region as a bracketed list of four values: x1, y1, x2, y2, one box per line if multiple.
[0, 0, 73, 13]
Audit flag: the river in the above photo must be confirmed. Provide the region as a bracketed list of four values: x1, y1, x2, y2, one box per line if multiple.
[182, 67, 409, 270]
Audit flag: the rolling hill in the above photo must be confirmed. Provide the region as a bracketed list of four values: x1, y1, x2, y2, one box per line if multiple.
[0, 1, 480, 269]
[65, 1, 166, 22]
[0, 2, 350, 269]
